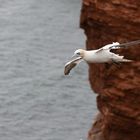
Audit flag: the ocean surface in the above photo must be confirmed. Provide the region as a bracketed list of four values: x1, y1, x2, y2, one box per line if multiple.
[0, 0, 97, 140]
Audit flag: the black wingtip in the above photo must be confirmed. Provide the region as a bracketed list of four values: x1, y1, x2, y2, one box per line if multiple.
[119, 40, 140, 48]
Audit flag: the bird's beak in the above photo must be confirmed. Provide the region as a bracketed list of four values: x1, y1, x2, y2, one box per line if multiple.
[71, 54, 79, 60]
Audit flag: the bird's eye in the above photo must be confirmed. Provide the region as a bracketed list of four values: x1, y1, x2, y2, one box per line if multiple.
[77, 52, 80, 55]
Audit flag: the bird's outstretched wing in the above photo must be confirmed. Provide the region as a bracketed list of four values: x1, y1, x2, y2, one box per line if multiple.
[96, 40, 140, 53]
[109, 40, 140, 49]
[64, 57, 83, 75]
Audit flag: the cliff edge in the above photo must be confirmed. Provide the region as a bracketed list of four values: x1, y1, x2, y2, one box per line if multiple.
[80, 0, 140, 140]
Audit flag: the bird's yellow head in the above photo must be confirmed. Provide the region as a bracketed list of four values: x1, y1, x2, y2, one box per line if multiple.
[73, 49, 85, 58]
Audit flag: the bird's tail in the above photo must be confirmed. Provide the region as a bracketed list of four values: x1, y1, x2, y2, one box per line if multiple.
[116, 55, 133, 62]
[120, 56, 133, 62]
[121, 58, 133, 62]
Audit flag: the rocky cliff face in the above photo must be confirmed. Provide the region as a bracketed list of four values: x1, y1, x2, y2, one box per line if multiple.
[80, 0, 140, 140]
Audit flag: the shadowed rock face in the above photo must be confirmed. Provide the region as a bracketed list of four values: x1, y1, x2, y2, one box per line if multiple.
[80, 0, 140, 140]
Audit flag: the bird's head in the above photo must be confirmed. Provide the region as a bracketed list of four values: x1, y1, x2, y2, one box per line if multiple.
[71, 49, 85, 59]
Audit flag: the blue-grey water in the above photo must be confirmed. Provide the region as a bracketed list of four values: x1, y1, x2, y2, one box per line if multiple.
[0, 0, 97, 140]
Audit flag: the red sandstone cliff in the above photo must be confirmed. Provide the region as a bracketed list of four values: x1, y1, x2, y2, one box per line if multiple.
[80, 0, 140, 140]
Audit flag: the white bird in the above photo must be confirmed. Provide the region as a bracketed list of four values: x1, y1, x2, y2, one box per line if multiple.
[64, 40, 140, 75]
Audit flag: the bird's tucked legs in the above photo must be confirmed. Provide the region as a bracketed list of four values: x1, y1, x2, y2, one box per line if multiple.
[105, 59, 121, 69]
[111, 59, 121, 68]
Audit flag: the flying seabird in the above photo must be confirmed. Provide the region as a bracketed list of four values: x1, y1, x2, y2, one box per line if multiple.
[64, 40, 140, 75]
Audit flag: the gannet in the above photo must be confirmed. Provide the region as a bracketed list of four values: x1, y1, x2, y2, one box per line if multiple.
[64, 40, 140, 75]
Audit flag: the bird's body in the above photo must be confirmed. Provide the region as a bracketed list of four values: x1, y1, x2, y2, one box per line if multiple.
[80, 49, 130, 63]
[83, 49, 115, 63]
[64, 40, 140, 75]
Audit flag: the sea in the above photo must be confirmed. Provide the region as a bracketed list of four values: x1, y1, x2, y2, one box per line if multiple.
[0, 0, 97, 140]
